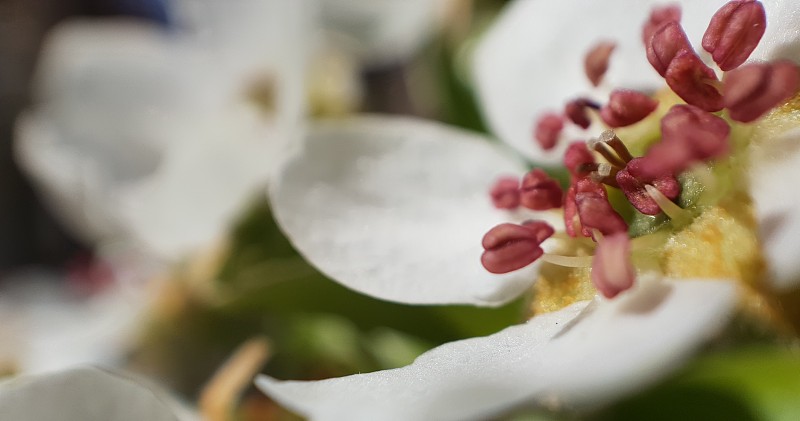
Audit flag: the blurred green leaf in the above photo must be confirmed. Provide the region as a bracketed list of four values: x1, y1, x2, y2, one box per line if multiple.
[595, 346, 800, 421]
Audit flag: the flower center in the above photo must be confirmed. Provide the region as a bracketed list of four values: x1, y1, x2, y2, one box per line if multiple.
[481, 1, 800, 325]
[245, 74, 277, 116]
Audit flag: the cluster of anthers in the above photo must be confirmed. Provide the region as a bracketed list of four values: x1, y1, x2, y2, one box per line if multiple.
[481, 0, 800, 299]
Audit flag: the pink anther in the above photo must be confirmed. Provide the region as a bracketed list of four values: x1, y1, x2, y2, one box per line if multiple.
[646, 20, 692, 77]
[591, 232, 636, 299]
[520, 169, 564, 211]
[616, 158, 681, 215]
[564, 141, 596, 179]
[575, 179, 628, 237]
[522, 220, 557, 243]
[599, 89, 659, 128]
[724, 61, 800, 123]
[639, 104, 730, 178]
[534, 113, 565, 150]
[481, 222, 554, 274]
[642, 4, 682, 46]
[702, 0, 766, 71]
[665, 50, 724, 112]
[585, 41, 616, 87]
[563, 185, 583, 238]
[565, 98, 599, 129]
[489, 176, 521, 210]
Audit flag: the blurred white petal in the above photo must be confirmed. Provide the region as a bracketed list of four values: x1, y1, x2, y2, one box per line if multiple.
[0, 271, 147, 374]
[320, 0, 450, 66]
[258, 279, 736, 420]
[17, 1, 313, 260]
[0, 367, 196, 421]
[750, 127, 800, 290]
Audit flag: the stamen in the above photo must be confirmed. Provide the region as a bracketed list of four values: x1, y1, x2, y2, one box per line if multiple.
[702, 0, 766, 71]
[534, 113, 565, 150]
[665, 51, 724, 112]
[646, 20, 692, 77]
[540, 253, 594, 268]
[638, 104, 730, 178]
[591, 163, 619, 188]
[616, 158, 681, 215]
[723, 61, 800, 123]
[565, 98, 600, 129]
[587, 136, 627, 168]
[599, 130, 635, 163]
[481, 222, 554, 274]
[522, 219, 558, 243]
[599, 89, 659, 128]
[644, 184, 691, 223]
[489, 176, 521, 209]
[575, 179, 628, 236]
[642, 4, 682, 46]
[591, 232, 636, 299]
[597, 162, 612, 177]
[563, 185, 584, 238]
[564, 141, 596, 178]
[520, 169, 563, 210]
[584, 41, 616, 87]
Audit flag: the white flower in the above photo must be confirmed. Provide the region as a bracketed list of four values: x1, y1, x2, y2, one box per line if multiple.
[0, 366, 197, 420]
[16, 0, 313, 262]
[15, 0, 448, 263]
[254, 0, 800, 419]
[0, 270, 150, 374]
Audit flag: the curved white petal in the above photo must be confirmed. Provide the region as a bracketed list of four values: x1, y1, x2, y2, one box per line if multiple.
[0, 272, 148, 374]
[16, 20, 214, 244]
[116, 113, 276, 259]
[269, 115, 558, 306]
[171, 0, 315, 131]
[750, 127, 800, 290]
[257, 279, 737, 421]
[18, 10, 310, 259]
[0, 367, 194, 421]
[320, 0, 449, 66]
[472, 0, 796, 163]
[751, 0, 800, 64]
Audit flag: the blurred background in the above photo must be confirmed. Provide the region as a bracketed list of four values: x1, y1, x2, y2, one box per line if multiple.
[0, 0, 519, 418]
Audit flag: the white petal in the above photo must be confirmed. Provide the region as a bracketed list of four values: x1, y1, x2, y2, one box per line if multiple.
[0, 271, 147, 374]
[320, 0, 449, 66]
[171, 0, 315, 131]
[116, 115, 275, 259]
[749, 127, 800, 290]
[472, 0, 735, 163]
[270, 115, 558, 306]
[257, 279, 737, 421]
[751, 0, 800, 64]
[18, 13, 309, 258]
[16, 21, 213, 244]
[0, 367, 194, 421]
